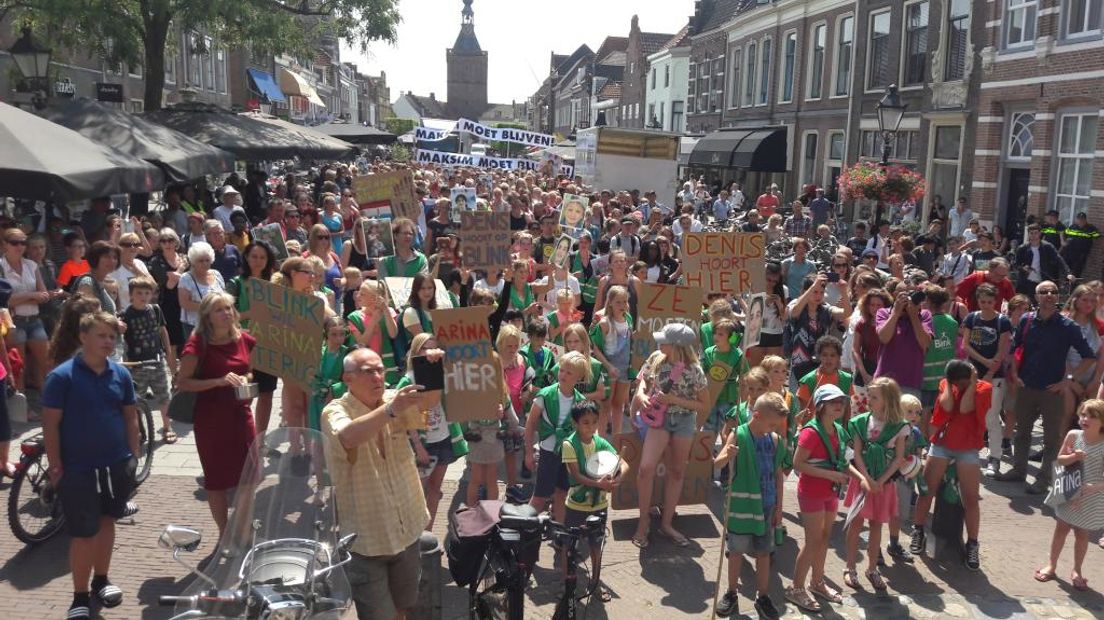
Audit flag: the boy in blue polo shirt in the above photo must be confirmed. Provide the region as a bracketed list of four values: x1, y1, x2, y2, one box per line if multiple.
[42, 312, 139, 620]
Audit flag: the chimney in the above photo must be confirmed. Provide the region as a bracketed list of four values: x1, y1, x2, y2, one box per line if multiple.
[430, 92, 436, 101]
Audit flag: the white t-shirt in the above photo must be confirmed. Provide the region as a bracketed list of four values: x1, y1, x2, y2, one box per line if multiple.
[0, 257, 39, 317]
[179, 270, 225, 326]
[212, 204, 246, 231]
[473, 278, 505, 297]
[109, 259, 149, 311]
[538, 391, 576, 451]
[535, 274, 580, 308]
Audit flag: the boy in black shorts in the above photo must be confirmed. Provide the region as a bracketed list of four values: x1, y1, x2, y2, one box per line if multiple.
[42, 312, 139, 620]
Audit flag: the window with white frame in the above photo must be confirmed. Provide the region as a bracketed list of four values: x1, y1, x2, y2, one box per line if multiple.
[664, 64, 670, 87]
[651, 68, 656, 89]
[929, 126, 963, 214]
[699, 62, 710, 112]
[758, 38, 772, 104]
[203, 37, 215, 91]
[834, 16, 854, 96]
[671, 101, 684, 132]
[781, 32, 797, 102]
[1004, 0, 1037, 48]
[186, 33, 202, 86]
[808, 24, 826, 99]
[1064, 0, 1102, 37]
[802, 133, 819, 185]
[903, 1, 929, 86]
[868, 11, 892, 89]
[745, 42, 757, 106]
[714, 56, 724, 111]
[1007, 112, 1035, 160]
[687, 62, 696, 111]
[648, 103, 656, 126]
[861, 130, 918, 160]
[729, 49, 742, 108]
[660, 101, 665, 128]
[215, 47, 227, 94]
[946, 0, 970, 80]
[164, 45, 178, 85]
[1055, 113, 1098, 223]
[829, 132, 845, 160]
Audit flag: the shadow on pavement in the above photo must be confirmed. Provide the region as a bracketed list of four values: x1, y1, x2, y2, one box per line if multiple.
[0, 534, 69, 590]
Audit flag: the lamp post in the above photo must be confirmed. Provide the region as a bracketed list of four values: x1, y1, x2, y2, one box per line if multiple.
[8, 26, 53, 110]
[874, 84, 906, 224]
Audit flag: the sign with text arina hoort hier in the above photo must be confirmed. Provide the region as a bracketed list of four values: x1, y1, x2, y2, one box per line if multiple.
[681, 232, 766, 295]
[246, 278, 324, 392]
[430, 306, 502, 422]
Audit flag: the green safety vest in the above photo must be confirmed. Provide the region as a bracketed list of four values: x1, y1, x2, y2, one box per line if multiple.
[846, 412, 905, 480]
[348, 310, 399, 385]
[727, 423, 784, 536]
[551, 357, 608, 400]
[536, 384, 585, 452]
[521, 344, 556, 389]
[565, 431, 617, 509]
[798, 368, 853, 399]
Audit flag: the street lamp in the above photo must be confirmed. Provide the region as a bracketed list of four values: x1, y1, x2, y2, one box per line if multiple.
[8, 26, 52, 110]
[874, 84, 907, 223]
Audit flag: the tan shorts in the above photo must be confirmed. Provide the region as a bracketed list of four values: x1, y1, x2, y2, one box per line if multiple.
[347, 540, 421, 620]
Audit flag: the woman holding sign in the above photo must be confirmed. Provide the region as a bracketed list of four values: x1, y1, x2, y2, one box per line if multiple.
[630, 324, 710, 549]
[273, 257, 336, 434]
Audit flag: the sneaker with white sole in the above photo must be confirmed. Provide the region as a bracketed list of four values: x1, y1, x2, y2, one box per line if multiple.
[984, 458, 1001, 478]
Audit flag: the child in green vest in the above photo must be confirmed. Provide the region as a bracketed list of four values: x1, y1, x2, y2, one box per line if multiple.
[704, 318, 750, 434]
[713, 392, 789, 619]
[552, 323, 610, 408]
[722, 367, 770, 445]
[346, 280, 400, 385]
[523, 351, 590, 523]
[921, 285, 958, 415]
[561, 400, 627, 603]
[842, 377, 909, 591]
[796, 335, 854, 423]
[761, 355, 801, 470]
[546, 287, 579, 347]
[521, 317, 556, 391]
[309, 316, 351, 432]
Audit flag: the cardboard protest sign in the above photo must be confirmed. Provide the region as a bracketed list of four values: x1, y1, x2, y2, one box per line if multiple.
[359, 202, 392, 221]
[610, 431, 716, 510]
[353, 170, 420, 222]
[559, 193, 588, 238]
[430, 306, 502, 422]
[245, 278, 324, 392]
[252, 222, 288, 261]
[630, 282, 704, 372]
[383, 277, 453, 311]
[449, 187, 477, 224]
[743, 293, 766, 352]
[681, 232, 766, 295]
[460, 211, 511, 271]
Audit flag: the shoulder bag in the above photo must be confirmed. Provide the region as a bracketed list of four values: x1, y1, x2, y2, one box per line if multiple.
[166, 336, 206, 424]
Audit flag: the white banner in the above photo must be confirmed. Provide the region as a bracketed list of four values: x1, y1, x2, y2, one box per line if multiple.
[415, 149, 574, 177]
[414, 118, 555, 148]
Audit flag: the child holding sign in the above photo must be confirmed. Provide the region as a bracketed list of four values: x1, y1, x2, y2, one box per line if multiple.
[463, 353, 522, 507]
[561, 400, 627, 603]
[714, 393, 788, 619]
[523, 351, 590, 523]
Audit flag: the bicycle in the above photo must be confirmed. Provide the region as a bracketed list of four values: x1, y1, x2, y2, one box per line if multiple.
[6, 360, 158, 545]
[466, 503, 605, 620]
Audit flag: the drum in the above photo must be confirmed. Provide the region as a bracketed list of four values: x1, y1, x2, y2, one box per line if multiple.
[899, 454, 922, 479]
[585, 451, 621, 478]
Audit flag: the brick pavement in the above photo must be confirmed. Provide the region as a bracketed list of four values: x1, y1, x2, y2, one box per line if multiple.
[4, 405, 1104, 619]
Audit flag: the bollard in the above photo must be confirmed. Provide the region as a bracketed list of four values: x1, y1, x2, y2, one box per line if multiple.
[411, 531, 443, 620]
[929, 482, 965, 561]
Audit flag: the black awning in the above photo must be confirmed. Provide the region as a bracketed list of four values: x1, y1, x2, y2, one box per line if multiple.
[687, 129, 752, 167]
[730, 127, 788, 172]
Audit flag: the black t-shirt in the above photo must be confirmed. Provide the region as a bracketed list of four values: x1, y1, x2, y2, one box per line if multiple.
[845, 236, 868, 257]
[533, 235, 558, 264]
[427, 218, 455, 242]
[121, 304, 166, 362]
[962, 311, 1012, 378]
[509, 213, 529, 231]
[971, 250, 1000, 272]
[742, 222, 762, 233]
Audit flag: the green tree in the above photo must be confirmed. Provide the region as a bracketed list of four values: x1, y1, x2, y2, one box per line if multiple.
[383, 116, 414, 136]
[3, 0, 400, 111]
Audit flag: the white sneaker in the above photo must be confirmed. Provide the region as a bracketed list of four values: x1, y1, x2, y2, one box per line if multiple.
[984, 458, 1000, 478]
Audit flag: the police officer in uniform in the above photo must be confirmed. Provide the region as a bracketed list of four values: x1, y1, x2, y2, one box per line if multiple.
[1061, 211, 1101, 278]
[1040, 209, 1065, 249]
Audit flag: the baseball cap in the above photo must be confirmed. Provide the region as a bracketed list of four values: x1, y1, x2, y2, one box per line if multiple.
[221, 185, 240, 196]
[653, 323, 697, 347]
[813, 384, 848, 406]
[1076, 211, 1088, 219]
[862, 248, 879, 258]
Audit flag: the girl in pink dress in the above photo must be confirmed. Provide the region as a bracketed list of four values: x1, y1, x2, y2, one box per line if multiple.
[842, 377, 910, 591]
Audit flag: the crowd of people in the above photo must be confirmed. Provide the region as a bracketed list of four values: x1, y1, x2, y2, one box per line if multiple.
[6, 159, 1103, 620]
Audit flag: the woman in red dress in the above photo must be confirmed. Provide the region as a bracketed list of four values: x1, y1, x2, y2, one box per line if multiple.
[176, 290, 255, 538]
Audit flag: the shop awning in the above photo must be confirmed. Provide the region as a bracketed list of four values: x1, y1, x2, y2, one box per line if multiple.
[247, 68, 286, 103]
[688, 127, 788, 171]
[278, 68, 325, 107]
[314, 120, 397, 145]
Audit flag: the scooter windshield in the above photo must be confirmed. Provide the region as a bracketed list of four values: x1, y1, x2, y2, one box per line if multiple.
[174, 427, 351, 619]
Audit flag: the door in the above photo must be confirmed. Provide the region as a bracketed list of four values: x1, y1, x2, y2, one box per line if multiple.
[1004, 168, 1030, 246]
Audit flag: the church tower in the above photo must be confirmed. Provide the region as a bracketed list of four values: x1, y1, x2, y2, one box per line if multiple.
[446, 0, 488, 120]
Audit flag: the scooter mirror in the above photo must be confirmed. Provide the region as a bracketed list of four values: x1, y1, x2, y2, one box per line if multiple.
[159, 525, 203, 553]
[338, 533, 358, 553]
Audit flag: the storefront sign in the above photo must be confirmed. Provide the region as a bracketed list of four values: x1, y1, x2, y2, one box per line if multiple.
[96, 82, 123, 103]
[54, 78, 76, 97]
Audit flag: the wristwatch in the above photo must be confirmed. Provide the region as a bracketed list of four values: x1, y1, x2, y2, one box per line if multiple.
[1066, 374, 1075, 382]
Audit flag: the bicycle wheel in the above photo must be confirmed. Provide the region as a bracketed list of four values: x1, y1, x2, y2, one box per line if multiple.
[7, 452, 65, 545]
[133, 402, 155, 485]
[469, 553, 509, 620]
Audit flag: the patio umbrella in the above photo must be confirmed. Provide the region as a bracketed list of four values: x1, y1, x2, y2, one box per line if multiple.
[313, 120, 396, 145]
[238, 111, 357, 157]
[145, 103, 352, 161]
[0, 101, 164, 202]
[42, 97, 235, 182]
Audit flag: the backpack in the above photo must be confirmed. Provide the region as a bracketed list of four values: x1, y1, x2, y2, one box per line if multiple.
[394, 305, 431, 372]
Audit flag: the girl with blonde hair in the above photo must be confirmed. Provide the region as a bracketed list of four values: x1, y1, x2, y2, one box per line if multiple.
[590, 285, 633, 436]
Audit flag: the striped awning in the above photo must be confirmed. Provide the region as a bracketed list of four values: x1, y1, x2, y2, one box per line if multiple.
[278, 68, 325, 107]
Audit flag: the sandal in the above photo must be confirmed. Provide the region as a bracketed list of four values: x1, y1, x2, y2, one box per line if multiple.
[1033, 568, 1056, 583]
[631, 533, 649, 549]
[784, 586, 821, 613]
[810, 580, 843, 604]
[657, 528, 690, 547]
[1072, 575, 1090, 592]
[866, 569, 887, 591]
[843, 568, 861, 590]
[160, 428, 178, 444]
[595, 583, 613, 603]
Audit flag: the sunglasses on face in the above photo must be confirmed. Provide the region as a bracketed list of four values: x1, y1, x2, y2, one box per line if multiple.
[317, 235, 331, 240]
[160, 238, 176, 244]
[1038, 290, 1059, 296]
[7, 240, 26, 246]
[294, 268, 317, 277]
[120, 242, 141, 248]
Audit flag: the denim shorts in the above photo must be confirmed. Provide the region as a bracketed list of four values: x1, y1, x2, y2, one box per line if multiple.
[928, 443, 980, 465]
[663, 411, 698, 438]
[726, 524, 774, 556]
[10, 315, 47, 344]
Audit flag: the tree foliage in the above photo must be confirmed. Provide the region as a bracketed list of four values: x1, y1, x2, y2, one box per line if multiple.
[3, 0, 400, 110]
[383, 116, 414, 136]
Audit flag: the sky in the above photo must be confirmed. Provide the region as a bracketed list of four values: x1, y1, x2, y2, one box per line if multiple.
[340, 0, 695, 105]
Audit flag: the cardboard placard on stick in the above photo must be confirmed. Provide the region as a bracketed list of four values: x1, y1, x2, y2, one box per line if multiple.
[383, 277, 453, 311]
[353, 170, 420, 222]
[430, 306, 501, 422]
[610, 431, 716, 510]
[681, 232, 766, 295]
[460, 212, 511, 271]
[630, 282, 704, 372]
[245, 278, 324, 392]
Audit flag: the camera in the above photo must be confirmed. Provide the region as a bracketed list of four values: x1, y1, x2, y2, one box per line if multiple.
[909, 290, 926, 306]
[826, 271, 840, 283]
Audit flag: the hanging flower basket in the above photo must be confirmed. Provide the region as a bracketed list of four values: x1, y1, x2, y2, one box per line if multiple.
[838, 161, 926, 205]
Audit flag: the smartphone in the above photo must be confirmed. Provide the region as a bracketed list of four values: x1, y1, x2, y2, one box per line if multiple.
[826, 271, 840, 283]
[909, 290, 926, 306]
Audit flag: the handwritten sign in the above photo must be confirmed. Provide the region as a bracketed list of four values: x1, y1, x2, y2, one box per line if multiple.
[460, 211, 511, 271]
[681, 232, 766, 295]
[630, 283, 704, 372]
[431, 306, 501, 422]
[610, 431, 715, 510]
[353, 170, 420, 222]
[245, 278, 324, 392]
[383, 277, 453, 311]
